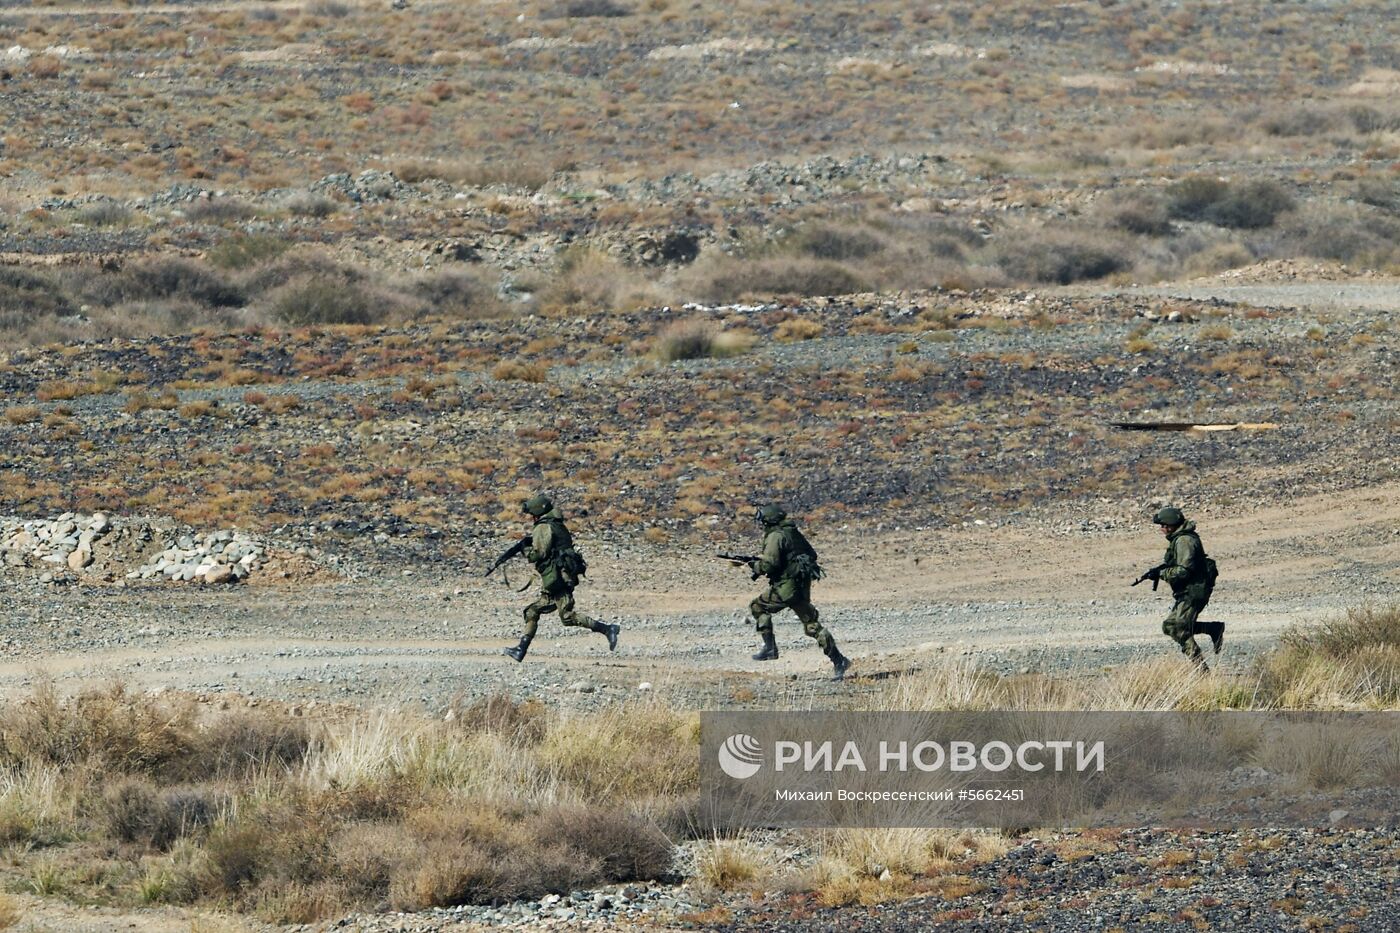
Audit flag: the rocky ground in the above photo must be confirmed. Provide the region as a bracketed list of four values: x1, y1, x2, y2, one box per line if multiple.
[2, 1, 1399, 929]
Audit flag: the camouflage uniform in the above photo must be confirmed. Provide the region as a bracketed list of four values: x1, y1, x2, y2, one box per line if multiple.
[748, 506, 850, 679]
[1153, 510, 1223, 666]
[503, 495, 618, 661]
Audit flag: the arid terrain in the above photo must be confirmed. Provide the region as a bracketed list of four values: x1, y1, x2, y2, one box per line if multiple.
[1, 0, 1399, 930]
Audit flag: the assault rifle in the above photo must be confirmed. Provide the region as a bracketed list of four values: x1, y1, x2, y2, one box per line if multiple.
[1131, 562, 1171, 591]
[717, 552, 761, 581]
[485, 536, 531, 578]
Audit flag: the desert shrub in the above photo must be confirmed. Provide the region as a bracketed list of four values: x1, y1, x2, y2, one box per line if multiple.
[206, 234, 292, 271]
[1117, 115, 1235, 150]
[81, 258, 245, 309]
[449, 694, 549, 744]
[306, 0, 351, 15]
[394, 159, 552, 190]
[182, 711, 312, 780]
[651, 319, 751, 361]
[184, 198, 257, 224]
[544, 806, 673, 882]
[1183, 242, 1255, 277]
[0, 265, 73, 318]
[240, 249, 360, 294]
[0, 683, 197, 774]
[1353, 176, 1400, 212]
[86, 300, 251, 341]
[280, 191, 339, 218]
[200, 800, 333, 899]
[1271, 205, 1400, 266]
[877, 214, 984, 260]
[790, 224, 886, 261]
[99, 779, 225, 850]
[1203, 180, 1295, 229]
[1167, 175, 1230, 220]
[992, 230, 1129, 284]
[1168, 176, 1293, 229]
[1258, 106, 1340, 137]
[75, 201, 134, 227]
[491, 359, 549, 382]
[545, 0, 631, 17]
[411, 271, 506, 319]
[270, 275, 380, 326]
[1100, 191, 1173, 236]
[685, 256, 868, 302]
[1282, 605, 1400, 658]
[1345, 105, 1399, 134]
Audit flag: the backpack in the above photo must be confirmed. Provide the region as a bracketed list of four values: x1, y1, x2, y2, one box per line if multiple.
[1201, 555, 1218, 599]
[782, 526, 825, 583]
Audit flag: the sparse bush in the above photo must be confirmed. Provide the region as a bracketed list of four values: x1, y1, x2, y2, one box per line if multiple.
[82, 258, 245, 309]
[1282, 605, 1400, 657]
[1168, 176, 1294, 229]
[3, 405, 40, 425]
[1353, 176, 1400, 213]
[1258, 106, 1339, 137]
[1203, 179, 1295, 229]
[0, 266, 73, 318]
[240, 249, 360, 294]
[492, 360, 549, 382]
[270, 276, 380, 326]
[790, 224, 886, 261]
[393, 159, 553, 191]
[536, 248, 663, 313]
[1183, 242, 1255, 277]
[1272, 204, 1400, 266]
[184, 198, 257, 224]
[411, 271, 506, 319]
[652, 319, 752, 360]
[75, 201, 134, 227]
[992, 230, 1129, 284]
[99, 779, 225, 850]
[684, 255, 868, 302]
[1100, 191, 1173, 236]
[206, 234, 292, 271]
[541, 806, 673, 882]
[774, 317, 825, 341]
[545, 0, 632, 17]
[280, 191, 339, 218]
[1167, 175, 1230, 221]
[307, 0, 351, 15]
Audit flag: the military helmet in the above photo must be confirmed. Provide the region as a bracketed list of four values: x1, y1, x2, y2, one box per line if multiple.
[1152, 506, 1185, 527]
[522, 494, 553, 517]
[755, 504, 787, 525]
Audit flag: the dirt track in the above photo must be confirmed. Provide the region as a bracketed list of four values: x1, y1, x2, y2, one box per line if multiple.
[4, 477, 1396, 712]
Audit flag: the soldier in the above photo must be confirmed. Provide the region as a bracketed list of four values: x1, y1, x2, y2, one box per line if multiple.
[1146, 506, 1223, 670]
[744, 505, 851, 681]
[502, 494, 619, 662]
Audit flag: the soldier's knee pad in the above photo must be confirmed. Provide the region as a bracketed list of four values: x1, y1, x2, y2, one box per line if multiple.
[802, 620, 825, 639]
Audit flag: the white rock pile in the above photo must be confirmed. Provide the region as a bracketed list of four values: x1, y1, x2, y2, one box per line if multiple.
[130, 530, 265, 584]
[1, 512, 112, 571]
[1, 513, 283, 585]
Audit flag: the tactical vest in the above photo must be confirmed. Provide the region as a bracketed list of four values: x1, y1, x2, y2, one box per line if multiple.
[1165, 530, 1218, 599]
[537, 517, 588, 586]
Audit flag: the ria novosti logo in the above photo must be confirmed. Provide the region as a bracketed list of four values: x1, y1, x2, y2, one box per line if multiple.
[717, 733, 764, 779]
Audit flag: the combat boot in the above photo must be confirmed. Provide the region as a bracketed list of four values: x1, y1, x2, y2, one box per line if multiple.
[1190, 652, 1210, 674]
[1204, 621, 1225, 655]
[591, 620, 621, 651]
[502, 635, 532, 662]
[751, 631, 779, 661]
[830, 651, 851, 681]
